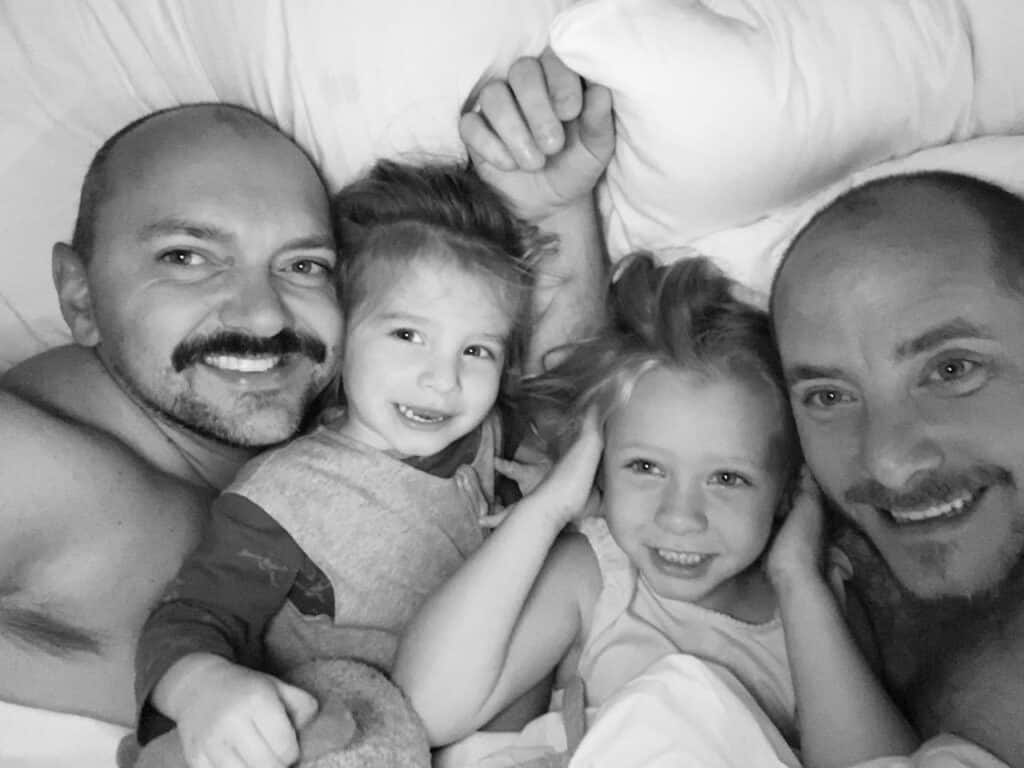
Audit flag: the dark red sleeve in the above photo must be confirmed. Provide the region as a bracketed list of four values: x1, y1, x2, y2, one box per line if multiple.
[134, 491, 305, 744]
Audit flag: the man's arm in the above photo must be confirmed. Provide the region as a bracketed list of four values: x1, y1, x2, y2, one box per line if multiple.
[461, 48, 615, 373]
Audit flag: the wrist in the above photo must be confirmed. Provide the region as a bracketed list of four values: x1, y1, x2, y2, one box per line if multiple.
[769, 562, 828, 598]
[153, 652, 232, 719]
[531, 192, 598, 238]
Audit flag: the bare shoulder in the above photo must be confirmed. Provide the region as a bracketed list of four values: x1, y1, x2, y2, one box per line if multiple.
[545, 530, 601, 619]
[0, 385, 208, 603]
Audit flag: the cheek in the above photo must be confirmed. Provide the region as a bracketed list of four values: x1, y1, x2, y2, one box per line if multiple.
[796, 419, 855, 491]
[292, 292, 344, 346]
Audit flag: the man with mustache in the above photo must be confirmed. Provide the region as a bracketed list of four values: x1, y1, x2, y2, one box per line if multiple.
[0, 51, 613, 764]
[772, 171, 1024, 766]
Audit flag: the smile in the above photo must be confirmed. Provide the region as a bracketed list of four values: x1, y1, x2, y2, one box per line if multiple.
[885, 490, 979, 525]
[395, 403, 450, 424]
[655, 548, 712, 566]
[202, 354, 283, 373]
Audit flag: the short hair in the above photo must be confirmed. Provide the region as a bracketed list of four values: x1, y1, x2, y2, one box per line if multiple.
[526, 253, 802, 492]
[70, 103, 302, 264]
[331, 159, 543, 403]
[773, 170, 1024, 304]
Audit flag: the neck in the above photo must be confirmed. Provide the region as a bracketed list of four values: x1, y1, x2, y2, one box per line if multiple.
[149, 417, 258, 490]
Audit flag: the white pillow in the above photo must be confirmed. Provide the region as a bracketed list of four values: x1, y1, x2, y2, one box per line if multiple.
[550, 0, 1024, 286]
[0, 0, 571, 372]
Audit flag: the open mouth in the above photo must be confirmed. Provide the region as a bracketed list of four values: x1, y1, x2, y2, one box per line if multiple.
[655, 548, 713, 567]
[395, 403, 449, 425]
[201, 354, 284, 373]
[883, 489, 983, 526]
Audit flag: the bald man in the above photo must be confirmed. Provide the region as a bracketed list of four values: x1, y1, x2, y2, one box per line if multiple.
[0, 104, 343, 760]
[772, 171, 1024, 766]
[0, 51, 613, 765]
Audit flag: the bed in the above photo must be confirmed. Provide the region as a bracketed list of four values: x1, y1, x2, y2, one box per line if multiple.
[3, 1, 1024, 766]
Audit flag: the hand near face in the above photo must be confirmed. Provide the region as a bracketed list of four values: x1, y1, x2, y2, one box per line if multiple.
[176, 662, 319, 768]
[460, 47, 614, 222]
[766, 467, 827, 586]
[512, 409, 604, 530]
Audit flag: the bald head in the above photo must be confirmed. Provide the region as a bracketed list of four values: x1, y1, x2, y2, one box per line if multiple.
[71, 103, 325, 263]
[772, 172, 1024, 313]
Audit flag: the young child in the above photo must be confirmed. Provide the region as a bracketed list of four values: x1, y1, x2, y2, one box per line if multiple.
[393, 254, 919, 768]
[133, 159, 539, 768]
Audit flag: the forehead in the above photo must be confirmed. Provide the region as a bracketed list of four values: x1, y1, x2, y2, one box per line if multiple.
[773, 187, 1021, 363]
[94, 115, 328, 245]
[351, 254, 514, 326]
[606, 367, 781, 465]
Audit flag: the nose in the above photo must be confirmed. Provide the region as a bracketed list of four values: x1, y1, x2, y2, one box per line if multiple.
[655, 479, 708, 535]
[219, 269, 292, 337]
[859, 401, 943, 491]
[418, 351, 460, 393]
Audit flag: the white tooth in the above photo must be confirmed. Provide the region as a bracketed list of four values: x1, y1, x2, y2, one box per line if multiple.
[397, 404, 444, 423]
[890, 493, 973, 523]
[204, 355, 279, 372]
[657, 548, 705, 565]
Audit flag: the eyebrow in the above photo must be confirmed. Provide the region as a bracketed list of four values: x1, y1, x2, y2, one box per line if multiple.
[377, 312, 509, 342]
[785, 364, 848, 386]
[139, 219, 334, 253]
[893, 317, 994, 361]
[139, 218, 232, 243]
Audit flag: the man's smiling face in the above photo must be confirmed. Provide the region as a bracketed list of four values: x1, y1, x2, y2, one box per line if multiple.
[80, 109, 343, 447]
[773, 179, 1024, 599]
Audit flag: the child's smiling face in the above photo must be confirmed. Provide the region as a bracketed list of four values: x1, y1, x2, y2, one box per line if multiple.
[338, 253, 513, 457]
[601, 366, 786, 614]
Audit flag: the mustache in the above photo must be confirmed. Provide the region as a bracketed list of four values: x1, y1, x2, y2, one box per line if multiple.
[844, 465, 1014, 509]
[171, 329, 328, 372]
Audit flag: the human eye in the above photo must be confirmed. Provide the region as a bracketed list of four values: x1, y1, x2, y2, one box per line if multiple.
[390, 328, 422, 344]
[280, 255, 336, 287]
[799, 386, 856, 411]
[463, 344, 498, 361]
[709, 471, 751, 488]
[624, 458, 665, 477]
[158, 249, 206, 267]
[922, 355, 989, 395]
[290, 259, 333, 277]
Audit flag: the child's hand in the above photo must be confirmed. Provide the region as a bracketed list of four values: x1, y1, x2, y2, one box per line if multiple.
[460, 47, 614, 222]
[176, 660, 319, 768]
[766, 468, 827, 587]
[495, 443, 553, 497]
[520, 410, 603, 529]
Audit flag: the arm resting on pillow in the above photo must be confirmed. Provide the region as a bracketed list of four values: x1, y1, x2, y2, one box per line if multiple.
[461, 48, 614, 375]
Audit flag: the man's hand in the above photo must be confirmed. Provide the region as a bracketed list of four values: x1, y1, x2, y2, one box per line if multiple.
[460, 47, 614, 222]
[164, 656, 319, 768]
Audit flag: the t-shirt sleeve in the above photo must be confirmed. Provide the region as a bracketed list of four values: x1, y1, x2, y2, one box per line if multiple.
[134, 491, 305, 744]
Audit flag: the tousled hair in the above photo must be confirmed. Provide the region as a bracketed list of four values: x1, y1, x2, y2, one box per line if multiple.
[526, 253, 802, 501]
[330, 158, 544, 408]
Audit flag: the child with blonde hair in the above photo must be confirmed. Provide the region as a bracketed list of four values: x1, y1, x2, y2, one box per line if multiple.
[394, 254, 919, 768]
[134, 158, 542, 768]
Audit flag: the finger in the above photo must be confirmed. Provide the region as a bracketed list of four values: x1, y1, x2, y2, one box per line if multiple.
[540, 47, 584, 122]
[479, 509, 510, 529]
[459, 113, 517, 172]
[276, 680, 320, 729]
[577, 83, 615, 165]
[253, 701, 301, 767]
[475, 79, 545, 170]
[204, 741, 250, 768]
[508, 56, 566, 156]
[232, 730, 285, 768]
[494, 456, 531, 481]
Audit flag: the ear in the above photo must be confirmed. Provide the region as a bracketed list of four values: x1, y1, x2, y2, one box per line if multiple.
[52, 242, 100, 346]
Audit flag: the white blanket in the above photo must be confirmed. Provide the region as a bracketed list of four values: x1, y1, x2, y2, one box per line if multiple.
[0, 699, 130, 768]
